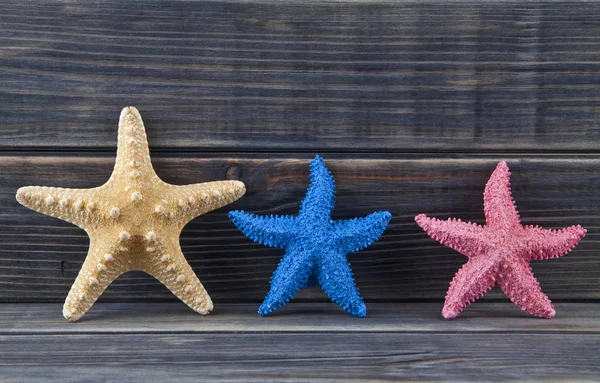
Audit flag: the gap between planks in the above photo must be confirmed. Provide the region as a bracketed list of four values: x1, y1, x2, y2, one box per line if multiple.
[3, 148, 600, 156]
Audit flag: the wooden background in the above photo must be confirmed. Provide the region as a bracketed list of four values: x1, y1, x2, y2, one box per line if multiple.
[2, 1, 600, 381]
[1, 0, 598, 305]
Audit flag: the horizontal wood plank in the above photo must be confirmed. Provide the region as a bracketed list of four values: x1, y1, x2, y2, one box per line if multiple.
[1, 332, 598, 381]
[3, 302, 600, 381]
[0, 0, 599, 151]
[2, 302, 600, 334]
[1, 154, 597, 302]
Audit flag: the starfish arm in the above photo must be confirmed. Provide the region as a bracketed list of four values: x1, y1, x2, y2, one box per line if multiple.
[229, 211, 297, 249]
[316, 250, 367, 317]
[62, 239, 129, 321]
[442, 255, 499, 319]
[111, 106, 155, 179]
[522, 225, 587, 261]
[16, 186, 102, 230]
[258, 244, 313, 316]
[142, 240, 213, 315]
[159, 180, 246, 224]
[415, 214, 487, 258]
[497, 258, 555, 318]
[483, 161, 521, 230]
[299, 156, 336, 222]
[333, 211, 392, 254]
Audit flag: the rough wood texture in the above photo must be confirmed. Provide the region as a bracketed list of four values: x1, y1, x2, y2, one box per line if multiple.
[0, 0, 599, 151]
[2, 154, 597, 302]
[4, 333, 598, 382]
[1, 1, 599, 381]
[1, 303, 599, 382]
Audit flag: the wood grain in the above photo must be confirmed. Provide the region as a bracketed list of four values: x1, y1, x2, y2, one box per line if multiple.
[2, 302, 600, 334]
[2, 154, 597, 302]
[0, 303, 600, 383]
[1, 1, 599, 381]
[1, 332, 598, 382]
[0, 0, 599, 151]
[2, 302, 599, 382]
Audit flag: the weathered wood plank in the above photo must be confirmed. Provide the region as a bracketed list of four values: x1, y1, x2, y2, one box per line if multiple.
[1, 331, 599, 382]
[3, 302, 600, 381]
[1, 154, 597, 301]
[0, 0, 599, 151]
[2, 302, 600, 334]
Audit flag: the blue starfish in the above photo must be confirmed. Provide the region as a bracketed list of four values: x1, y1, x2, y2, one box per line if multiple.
[229, 156, 392, 317]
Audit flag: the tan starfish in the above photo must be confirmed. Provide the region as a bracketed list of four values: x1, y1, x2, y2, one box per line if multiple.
[16, 107, 246, 321]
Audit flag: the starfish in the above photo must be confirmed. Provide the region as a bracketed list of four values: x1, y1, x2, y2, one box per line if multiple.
[415, 161, 586, 319]
[229, 156, 391, 317]
[16, 107, 246, 321]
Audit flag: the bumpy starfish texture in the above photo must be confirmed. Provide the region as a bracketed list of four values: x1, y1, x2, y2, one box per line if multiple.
[229, 156, 391, 317]
[415, 161, 586, 320]
[16, 107, 245, 321]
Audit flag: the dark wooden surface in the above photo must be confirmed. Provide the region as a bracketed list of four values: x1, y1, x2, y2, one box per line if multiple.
[0, 0, 598, 303]
[1, 303, 599, 382]
[1, 154, 597, 302]
[1, 1, 599, 381]
[0, 0, 599, 152]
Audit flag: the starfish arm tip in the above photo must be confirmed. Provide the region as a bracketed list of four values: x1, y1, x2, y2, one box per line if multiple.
[365, 210, 392, 227]
[575, 225, 588, 237]
[414, 214, 442, 233]
[309, 155, 327, 176]
[62, 306, 81, 322]
[310, 155, 329, 173]
[230, 180, 246, 198]
[63, 295, 91, 322]
[118, 106, 144, 133]
[228, 210, 249, 229]
[352, 302, 367, 318]
[196, 299, 214, 315]
[308, 155, 331, 179]
[228, 210, 242, 219]
[441, 305, 459, 320]
[119, 106, 142, 121]
[366, 210, 392, 237]
[414, 213, 429, 226]
[15, 186, 47, 208]
[258, 301, 277, 316]
[533, 305, 557, 319]
[414, 213, 436, 233]
[379, 211, 393, 222]
[214, 180, 246, 203]
[312, 154, 324, 163]
[257, 306, 269, 316]
[570, 224, 588, 244]
[530, 301, 556, 319]
[15, 186, 31, 205]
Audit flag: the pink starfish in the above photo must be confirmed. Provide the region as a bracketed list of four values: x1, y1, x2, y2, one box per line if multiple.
[415, 161, 586, 319]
